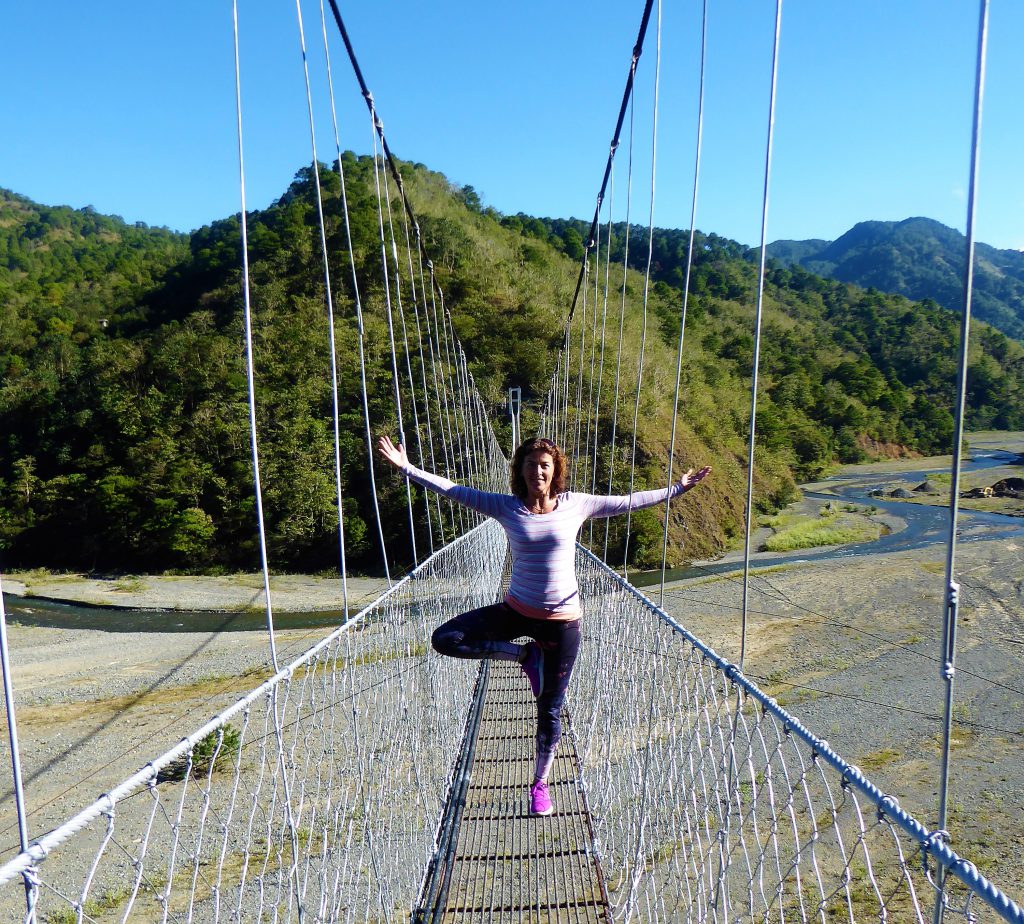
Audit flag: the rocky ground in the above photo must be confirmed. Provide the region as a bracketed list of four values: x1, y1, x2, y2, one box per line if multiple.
[668, 537, 1024, 892]
[2, 570, 388, 613]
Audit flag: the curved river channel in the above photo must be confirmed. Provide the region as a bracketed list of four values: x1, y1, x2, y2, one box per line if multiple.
[634, 448, 1024, 588]
[4, 451, 1022, 631]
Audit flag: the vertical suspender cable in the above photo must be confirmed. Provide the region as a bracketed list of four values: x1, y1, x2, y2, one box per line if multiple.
[297, 0, 350, 611]
[0, 584, 32, 914]
[239, 5, 304, 918]
[407, 229, 443, 550]
[623, 6, 662, 576]
[604, 94, 636, 561]
[714, 5, 781, 914]
[621, 7, 665, 918]
[369, 128, 419, 566]
[382, 165, 433, 555]
[428, 273, 465, 534]
[660, 0, 708, 609]
[316, 0, 391, 587]
[232, 0, 279, 672]
[572, 265, 588, 489]
[583, 248, 598, 492]
[561, 324, 572, 448]
[589, 196, 614, 544]
[567, 0, 656, 324]
[738, 0, 782, 673]
[437, 295, 470, 499]
[933, 4, 989, 922]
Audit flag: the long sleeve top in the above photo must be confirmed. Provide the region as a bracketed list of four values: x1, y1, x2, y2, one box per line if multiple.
[401, 463, 685, 620]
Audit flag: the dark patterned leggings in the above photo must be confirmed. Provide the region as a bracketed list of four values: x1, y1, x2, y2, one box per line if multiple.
[431, 602, 581, 779]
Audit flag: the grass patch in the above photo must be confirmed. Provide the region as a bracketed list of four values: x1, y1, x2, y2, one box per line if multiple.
[763, 509, 882, 553]
[156, 723, 243, 783]
[112, 575, 147, 593]
[18, 667, 272, 730]
[44, 884, 133, 923]
[859, 747, 901, 772]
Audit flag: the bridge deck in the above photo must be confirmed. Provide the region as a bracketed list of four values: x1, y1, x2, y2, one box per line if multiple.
[418, 660, 611, 923]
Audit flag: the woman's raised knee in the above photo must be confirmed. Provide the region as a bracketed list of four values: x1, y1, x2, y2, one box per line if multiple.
[431, 625, 460, 656]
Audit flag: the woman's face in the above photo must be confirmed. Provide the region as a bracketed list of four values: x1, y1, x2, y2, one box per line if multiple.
[522, 450, 555, 497]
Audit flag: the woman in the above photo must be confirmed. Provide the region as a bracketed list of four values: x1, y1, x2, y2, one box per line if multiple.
[376, 434, 710, 816]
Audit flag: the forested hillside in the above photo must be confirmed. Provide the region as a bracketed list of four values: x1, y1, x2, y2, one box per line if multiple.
[520, 212, 1022, 449]
[766, 217, 1024, 341]
[1, 168, 1022, 576]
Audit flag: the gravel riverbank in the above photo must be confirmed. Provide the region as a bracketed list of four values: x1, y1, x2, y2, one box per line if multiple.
[2, 571, 388, 613]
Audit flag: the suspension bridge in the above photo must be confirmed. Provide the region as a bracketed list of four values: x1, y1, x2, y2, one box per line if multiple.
[2, 0, 1022, 921]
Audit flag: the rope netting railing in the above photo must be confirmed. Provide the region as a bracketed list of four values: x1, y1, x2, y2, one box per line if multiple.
[570, 548, 1023, 923]
[0, 521, 506, 921]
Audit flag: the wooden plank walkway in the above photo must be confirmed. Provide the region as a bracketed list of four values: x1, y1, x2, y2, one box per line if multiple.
[416, 660, 611, 923]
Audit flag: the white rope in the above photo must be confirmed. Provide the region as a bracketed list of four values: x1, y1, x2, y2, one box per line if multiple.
[588, 190, 614, 545]
[314, 13, 393, 587]
[738, 0, 783, 672]
[381, 160, 432, 555]
[934, 4, 990, 922]
[315, 0, 355, 610]
[659, 0, 708, 609]
[427, 270, 467, 535]
[369, 127, 419, 565]
[621, 0, 662, 576]
[409, 238, 446, 545]
[292, 0, 351, 612]
[603, 89, 637, 561]
[571, 260, 588, 489]
[232, 0, 278, 671]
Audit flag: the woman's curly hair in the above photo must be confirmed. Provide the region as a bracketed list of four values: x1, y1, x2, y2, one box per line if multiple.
[509, 438, 568, 500]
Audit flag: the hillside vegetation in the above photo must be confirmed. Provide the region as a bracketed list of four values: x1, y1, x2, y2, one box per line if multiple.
[1, 166, 1022, 575]
[767, 216, 1024, 341]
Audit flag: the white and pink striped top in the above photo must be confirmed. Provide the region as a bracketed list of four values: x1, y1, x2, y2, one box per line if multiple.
[401, 463, 685, 620]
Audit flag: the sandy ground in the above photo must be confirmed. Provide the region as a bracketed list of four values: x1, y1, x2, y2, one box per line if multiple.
[2, 571, 388, 613]
[0, 436, 1021, 905]
[670, 537, 1024, 886]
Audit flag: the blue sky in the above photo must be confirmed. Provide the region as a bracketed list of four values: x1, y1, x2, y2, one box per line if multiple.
[3, 1, 1021, 250]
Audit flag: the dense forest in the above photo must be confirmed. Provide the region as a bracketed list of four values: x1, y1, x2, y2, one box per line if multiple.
[1, 163, 1022, 576]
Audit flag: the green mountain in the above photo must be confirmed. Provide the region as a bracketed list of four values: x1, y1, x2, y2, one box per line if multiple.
[767, 217, 1024, 340]
[1, 172, 1022, 575]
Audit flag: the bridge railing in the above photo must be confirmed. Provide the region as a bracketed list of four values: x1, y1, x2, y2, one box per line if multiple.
[0, 521, 505, 924]
[570, 544, 1023, 924]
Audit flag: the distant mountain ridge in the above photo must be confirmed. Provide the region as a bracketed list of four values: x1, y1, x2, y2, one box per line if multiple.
[767, 217, 1024, 340]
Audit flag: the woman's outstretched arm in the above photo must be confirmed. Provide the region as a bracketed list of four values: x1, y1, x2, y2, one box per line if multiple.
[582, 465, 712, 518]
[376, 435, 506, 517]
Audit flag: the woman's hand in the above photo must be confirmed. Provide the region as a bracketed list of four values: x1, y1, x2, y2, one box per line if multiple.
[376, 434, 408, 470]
[676, 465, 712, 493]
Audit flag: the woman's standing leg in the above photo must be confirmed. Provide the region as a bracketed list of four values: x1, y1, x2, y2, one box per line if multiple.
[528, 618, 581, 815]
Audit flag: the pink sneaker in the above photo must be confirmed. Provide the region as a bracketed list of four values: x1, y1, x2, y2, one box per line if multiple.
[530, 779, 553, 816]
[520, 642, 544, 698]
